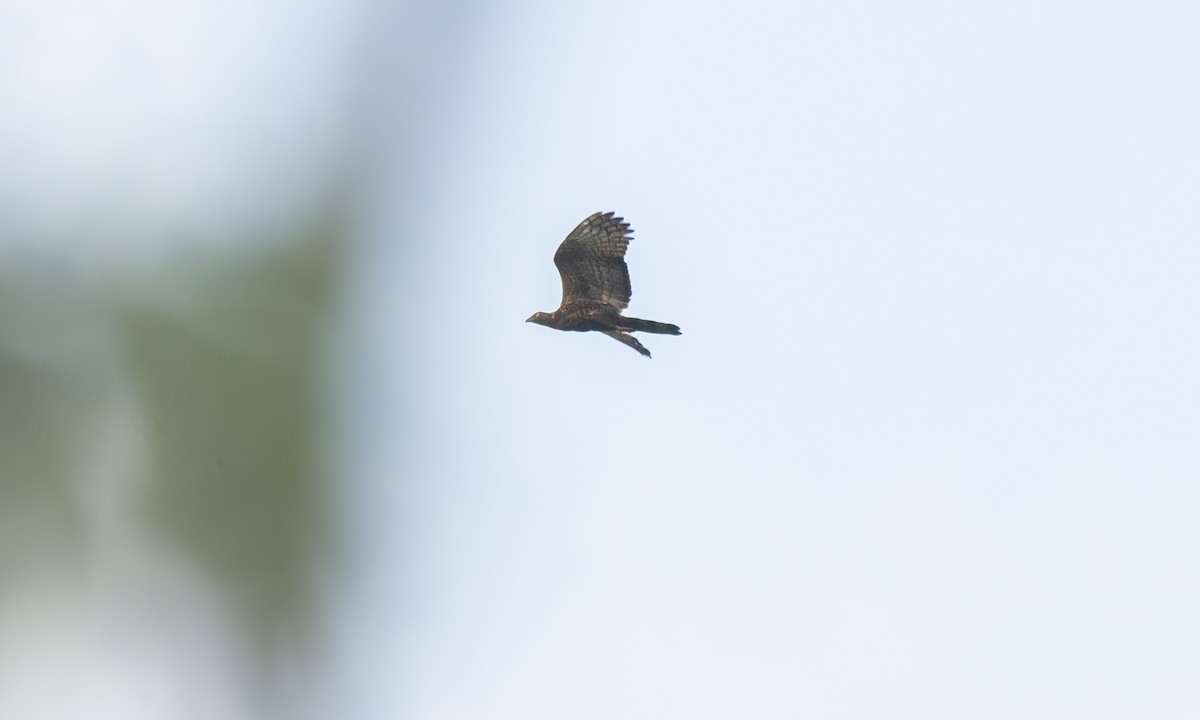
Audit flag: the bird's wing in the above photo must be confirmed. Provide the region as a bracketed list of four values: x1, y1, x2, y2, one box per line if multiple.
[553, 211, 633, 311]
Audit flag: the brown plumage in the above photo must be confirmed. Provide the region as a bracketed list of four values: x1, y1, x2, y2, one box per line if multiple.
[527, 211, 681, 357]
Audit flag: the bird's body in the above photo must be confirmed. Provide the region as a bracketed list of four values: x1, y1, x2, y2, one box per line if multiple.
[527, 211, 680, 357]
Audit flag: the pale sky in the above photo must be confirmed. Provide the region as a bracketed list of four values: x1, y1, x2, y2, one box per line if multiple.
[3, 1, 1198, 718]
[335, 1, 1200, 718]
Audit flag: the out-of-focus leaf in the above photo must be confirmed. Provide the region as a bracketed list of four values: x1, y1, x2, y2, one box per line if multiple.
[116, 229, 340, 662]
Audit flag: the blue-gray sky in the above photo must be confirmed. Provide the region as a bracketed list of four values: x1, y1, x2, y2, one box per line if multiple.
[333, 2, 1200, 718]
[3, 1, 1198, 718]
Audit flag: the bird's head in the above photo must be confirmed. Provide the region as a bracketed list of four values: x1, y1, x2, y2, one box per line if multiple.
[526, 311, 552, 327]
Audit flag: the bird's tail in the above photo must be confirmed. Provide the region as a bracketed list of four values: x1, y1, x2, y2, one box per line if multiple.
[622, 317, 681, 335]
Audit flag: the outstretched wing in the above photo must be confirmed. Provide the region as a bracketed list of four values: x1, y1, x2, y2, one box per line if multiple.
[553, 211, 633, 310]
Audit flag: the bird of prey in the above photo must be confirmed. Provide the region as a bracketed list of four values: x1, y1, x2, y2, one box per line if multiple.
[527, 211, 681, 357]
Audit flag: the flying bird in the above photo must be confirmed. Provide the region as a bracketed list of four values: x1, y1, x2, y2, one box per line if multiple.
[527, 211, 681, 357]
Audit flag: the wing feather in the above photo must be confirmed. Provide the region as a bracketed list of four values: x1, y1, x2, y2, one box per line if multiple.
[553, 211, 633, 311]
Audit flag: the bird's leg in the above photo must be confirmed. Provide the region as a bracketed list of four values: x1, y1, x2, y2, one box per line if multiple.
[603, 330, 651, 357]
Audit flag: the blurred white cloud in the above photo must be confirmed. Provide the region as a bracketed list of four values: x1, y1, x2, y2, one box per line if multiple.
[0, 0, 365, 260]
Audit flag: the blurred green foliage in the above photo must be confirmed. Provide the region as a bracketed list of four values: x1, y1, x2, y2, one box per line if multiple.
[0, 223, 341, 668]
[119, 233, 338, 658]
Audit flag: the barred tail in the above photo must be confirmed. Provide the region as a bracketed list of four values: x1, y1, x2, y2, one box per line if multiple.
[623, 317, 681, 335]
